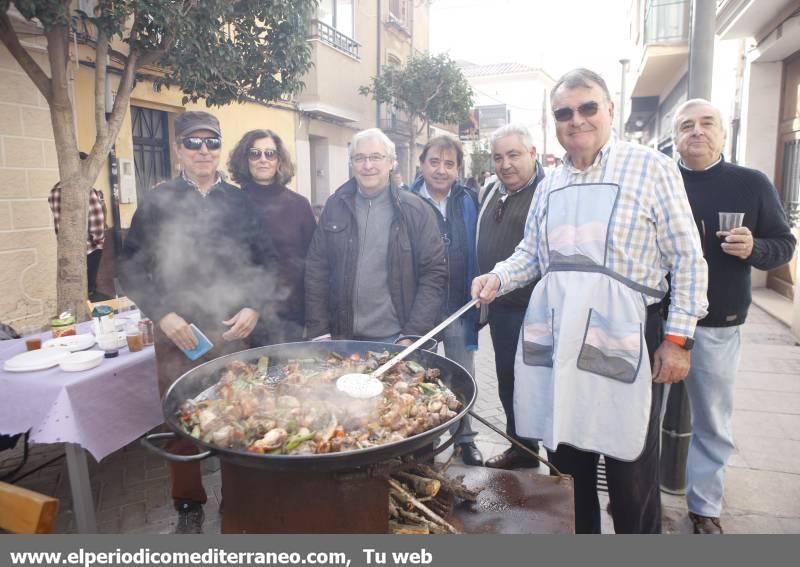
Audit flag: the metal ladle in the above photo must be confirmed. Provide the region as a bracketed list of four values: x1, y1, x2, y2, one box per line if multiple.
[336, 298, 480, 398]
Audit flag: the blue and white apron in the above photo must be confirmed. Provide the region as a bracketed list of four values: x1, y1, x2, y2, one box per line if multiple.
[513, 147, 664, 461]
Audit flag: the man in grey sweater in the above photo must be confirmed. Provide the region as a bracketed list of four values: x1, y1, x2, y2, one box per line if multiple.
[305, 128, 446, 343]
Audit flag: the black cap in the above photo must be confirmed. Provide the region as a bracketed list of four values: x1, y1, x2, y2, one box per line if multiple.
[175, 111, 221, 138]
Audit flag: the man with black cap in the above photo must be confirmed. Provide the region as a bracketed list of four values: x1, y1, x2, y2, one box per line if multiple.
[120, 111, 277, 533]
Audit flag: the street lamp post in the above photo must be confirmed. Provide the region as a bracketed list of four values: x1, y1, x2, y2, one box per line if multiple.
[618, 59, 629, 140]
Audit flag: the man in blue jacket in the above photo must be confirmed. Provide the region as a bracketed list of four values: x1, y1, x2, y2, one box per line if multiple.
[411, 136, 483, 466]
[674, 98, 796, 534]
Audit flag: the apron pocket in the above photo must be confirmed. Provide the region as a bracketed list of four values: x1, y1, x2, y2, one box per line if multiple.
[522, 308, 554, 367]
[577, 308, 642, 383]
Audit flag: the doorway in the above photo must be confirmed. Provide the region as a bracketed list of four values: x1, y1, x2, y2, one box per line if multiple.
[131, 106, 172, 201]
[769, 51, 800, 299]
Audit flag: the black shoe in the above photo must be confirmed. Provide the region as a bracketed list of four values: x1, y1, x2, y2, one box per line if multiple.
[485, 447, 540, 469]
[457, 442, 484, 466]
[174, 501, 205, 534]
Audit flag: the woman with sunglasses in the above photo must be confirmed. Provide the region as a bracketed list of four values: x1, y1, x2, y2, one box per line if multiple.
[228, 129, 316, 345]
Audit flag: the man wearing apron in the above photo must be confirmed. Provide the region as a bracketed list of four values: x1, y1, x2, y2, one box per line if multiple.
[473, 69, 709, 533]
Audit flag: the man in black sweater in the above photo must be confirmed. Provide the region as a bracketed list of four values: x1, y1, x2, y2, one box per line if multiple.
[674, 99, 796, 534]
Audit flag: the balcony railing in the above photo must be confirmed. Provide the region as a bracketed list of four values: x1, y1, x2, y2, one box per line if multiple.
[308, 19, 360, 59]
[644, 0, 690, 43]
[381, 114, 411, 136]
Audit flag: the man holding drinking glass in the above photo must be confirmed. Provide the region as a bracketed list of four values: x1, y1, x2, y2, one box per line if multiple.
[674, 98, 796, 534]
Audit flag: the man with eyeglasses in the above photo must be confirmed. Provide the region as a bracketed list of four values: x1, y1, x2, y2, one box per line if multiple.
[305, 128, 446, 351]
[476, 124, 545, 470]
[672, 99, 795, 534]
[473, 68, 708, 533]
[410, 135, 483, 466]
[119, 111, 276, 534]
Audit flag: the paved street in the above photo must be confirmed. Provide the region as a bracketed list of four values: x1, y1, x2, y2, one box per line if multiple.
[2, 302, 799, 534]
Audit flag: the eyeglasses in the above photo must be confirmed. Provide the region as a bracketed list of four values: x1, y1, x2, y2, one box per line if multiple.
[351, 153, 387, 166]
[494, 197, 507, 222]
[552, 101, 600, 122]
[247, 148, 279, 161]
[180, 136, 222, 151]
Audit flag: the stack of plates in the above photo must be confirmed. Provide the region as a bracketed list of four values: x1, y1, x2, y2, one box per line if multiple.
[3, 348, 71, 372]
[59, 350, 105, 372]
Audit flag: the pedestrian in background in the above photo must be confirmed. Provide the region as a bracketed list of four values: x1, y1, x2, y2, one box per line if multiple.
[48, 151, 108, 301]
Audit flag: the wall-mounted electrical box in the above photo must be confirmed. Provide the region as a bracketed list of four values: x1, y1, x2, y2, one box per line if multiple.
[119, 159, 136, 204]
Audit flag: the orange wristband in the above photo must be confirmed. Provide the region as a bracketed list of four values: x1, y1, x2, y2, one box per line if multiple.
[664, 334, 686, 347]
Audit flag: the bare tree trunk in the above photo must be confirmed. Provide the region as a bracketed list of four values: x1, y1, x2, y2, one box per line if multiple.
[46, 23, 87, 319]
[408, 113, 417, 184]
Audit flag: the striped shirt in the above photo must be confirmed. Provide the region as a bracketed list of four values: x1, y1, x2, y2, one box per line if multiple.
[491, 137, 708, 338]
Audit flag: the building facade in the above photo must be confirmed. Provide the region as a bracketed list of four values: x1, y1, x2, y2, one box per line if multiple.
[296, 0, 430, 205]
[625, 0, 800, 333]
[459, 61, 562, 167]
[0, 1, 434, 329]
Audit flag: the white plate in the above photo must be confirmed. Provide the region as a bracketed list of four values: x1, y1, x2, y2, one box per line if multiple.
[59, 350, 104, 372]
[42, 334, 96, 352]
[3, 347, 71, 372]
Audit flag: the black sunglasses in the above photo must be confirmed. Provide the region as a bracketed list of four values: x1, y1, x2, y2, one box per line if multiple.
[247, 148, 279, 161]
[180, 136, 222, 150]
[494, 197, 506, 222]
[553, 101, 600, 122]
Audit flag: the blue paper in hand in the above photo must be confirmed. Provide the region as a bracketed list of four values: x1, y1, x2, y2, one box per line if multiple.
[181, 324, 214, 361]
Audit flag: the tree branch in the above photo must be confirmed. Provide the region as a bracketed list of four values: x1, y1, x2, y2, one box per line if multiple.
[93, 30, 109, 140]
[421, 78, 444, 112]
[0, 10, 52, 101]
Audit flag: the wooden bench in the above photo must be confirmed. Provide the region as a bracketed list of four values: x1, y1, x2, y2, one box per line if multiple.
[0, 481, 59, 533]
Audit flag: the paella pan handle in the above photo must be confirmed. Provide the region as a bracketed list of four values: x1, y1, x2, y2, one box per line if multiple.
[140, 432, 214, 463]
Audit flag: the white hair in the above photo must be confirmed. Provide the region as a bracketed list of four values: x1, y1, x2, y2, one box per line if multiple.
[350, 128, 397, 165]
[672, 98, 727, 139]
[490, 123, 535, 152]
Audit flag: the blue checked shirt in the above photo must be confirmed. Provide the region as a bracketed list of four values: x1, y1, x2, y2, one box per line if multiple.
[491, 138, 708, 338]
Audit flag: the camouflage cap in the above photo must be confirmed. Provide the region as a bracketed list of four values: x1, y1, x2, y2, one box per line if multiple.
[175, 111, 221, 138]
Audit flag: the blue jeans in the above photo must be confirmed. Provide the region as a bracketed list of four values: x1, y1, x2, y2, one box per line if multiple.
[438, 317, 477, 445]
[684, 325, 742, 517]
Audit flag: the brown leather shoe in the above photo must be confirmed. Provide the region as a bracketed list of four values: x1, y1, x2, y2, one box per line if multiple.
[689, 512, 723, 534]
[485, 447, 540, 469]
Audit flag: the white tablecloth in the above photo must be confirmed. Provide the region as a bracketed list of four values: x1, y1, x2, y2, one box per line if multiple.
[0, 319, 162, 461]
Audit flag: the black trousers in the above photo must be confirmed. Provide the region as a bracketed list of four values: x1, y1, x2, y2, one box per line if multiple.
[87, 248, 103, 294]
[487, 302, 539, 451]
[548, 303, 665, 534]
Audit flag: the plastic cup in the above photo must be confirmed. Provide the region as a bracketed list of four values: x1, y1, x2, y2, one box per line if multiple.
[20, 324, 41, 351]
[718, 212, 744, 232]
[125, 322, 143, 352]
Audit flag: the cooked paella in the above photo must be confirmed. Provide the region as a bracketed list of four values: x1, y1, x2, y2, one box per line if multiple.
[177, 351, 462, 455]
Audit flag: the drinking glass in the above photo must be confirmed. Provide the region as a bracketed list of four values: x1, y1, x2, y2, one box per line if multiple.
[718, 212, 744, 232]
[21, 324, 42, 351]
[125, 322, 143, 353]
